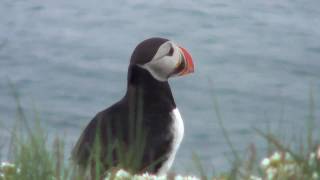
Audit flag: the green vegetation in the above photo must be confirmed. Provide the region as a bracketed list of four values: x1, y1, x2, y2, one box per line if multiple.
[207, 88, 320, 180]
[0, 86, 319, 180]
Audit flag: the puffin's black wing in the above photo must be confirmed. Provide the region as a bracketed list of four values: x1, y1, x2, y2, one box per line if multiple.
[71, 113, 99, 167]
[71, 100, 129, 170]
[71, 89, 174, 174]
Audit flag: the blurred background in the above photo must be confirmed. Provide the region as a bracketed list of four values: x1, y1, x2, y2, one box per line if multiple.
[0, 0, 320, 174]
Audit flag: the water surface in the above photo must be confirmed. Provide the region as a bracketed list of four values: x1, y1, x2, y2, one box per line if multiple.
[1, 0, 320, 173]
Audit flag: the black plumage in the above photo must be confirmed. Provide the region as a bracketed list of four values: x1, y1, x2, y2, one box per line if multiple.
[72, 38, 180, 177]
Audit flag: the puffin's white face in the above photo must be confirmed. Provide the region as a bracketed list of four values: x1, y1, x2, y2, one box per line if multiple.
[139, 41, 194, 81]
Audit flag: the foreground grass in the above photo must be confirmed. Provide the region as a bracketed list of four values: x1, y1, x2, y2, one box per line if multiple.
[0, 86, 201, 180]
[208, 88, 320, 180]
[0, 87, 319, 179]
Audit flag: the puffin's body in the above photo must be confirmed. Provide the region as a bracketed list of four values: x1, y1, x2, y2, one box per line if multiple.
[72, 38, 194, 177]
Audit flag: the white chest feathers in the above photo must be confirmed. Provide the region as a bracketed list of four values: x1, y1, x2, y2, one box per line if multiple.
[157, 108, 184, 175]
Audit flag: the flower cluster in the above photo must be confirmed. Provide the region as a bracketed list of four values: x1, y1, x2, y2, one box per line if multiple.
[259, 149, 320, 180]
[1, 161, 200, 180]
[260, 151, 299, 179]
[104, 169, 200, 180]
[308, 149, 320, 180]
[0, 162, 20, 180]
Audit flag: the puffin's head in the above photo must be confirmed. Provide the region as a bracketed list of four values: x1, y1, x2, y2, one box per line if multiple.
[130, 37, 194, 81]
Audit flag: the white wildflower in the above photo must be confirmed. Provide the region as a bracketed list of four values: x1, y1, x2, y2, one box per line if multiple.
[141, 172, 149, 177]
[265, 167, 277, 180]
[174, 175, 184, 180]
[156, 175, 167, 180]
[0, 162, 15, 169]
[310, 153, 316, 160]
[284, 152, 293, 161]
[270, 152, 281, 162]
[188, 176, 200, 180]
[0, 161, 20, 178]
[309, 152, 317, 166]
[132, 172, 167, 180]
[116, 169, 131, 178]
[261, 158, 270, 169]
[250, 175, 262, 180]
[180, 176, 200, 180]
[103, 169, 200, 180]
[312, 172, 319, 179]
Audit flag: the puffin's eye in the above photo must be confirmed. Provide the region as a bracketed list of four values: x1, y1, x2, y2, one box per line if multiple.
[167, 46, 174, 56]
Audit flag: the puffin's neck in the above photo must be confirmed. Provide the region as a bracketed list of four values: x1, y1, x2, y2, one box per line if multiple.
[125, 65, 176, 112]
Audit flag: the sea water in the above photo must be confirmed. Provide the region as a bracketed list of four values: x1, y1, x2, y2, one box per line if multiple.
[0, 0, 320, 174]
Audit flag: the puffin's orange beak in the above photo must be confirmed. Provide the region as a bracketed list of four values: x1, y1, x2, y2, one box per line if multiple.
[178, 46, 194, 76]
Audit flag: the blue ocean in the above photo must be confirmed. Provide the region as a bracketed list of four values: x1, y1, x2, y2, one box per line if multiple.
[1, 0, 320, 174]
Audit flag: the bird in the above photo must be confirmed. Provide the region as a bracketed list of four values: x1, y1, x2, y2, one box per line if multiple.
[71, 37, 194, 178]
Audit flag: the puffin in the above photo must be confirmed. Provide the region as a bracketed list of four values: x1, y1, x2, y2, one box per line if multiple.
[72, 37, 194, 178]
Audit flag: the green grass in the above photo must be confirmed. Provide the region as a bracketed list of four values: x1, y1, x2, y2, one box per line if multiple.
[206, 87, 320, 180]
[0, 84, 162, 180]
[0, 86, 319, 180]
[0, 85, 181, 180]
